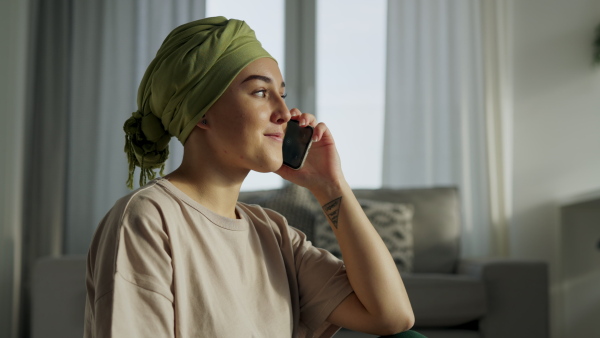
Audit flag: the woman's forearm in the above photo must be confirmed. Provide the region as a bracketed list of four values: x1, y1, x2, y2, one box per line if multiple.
[312, 179, 414, 327]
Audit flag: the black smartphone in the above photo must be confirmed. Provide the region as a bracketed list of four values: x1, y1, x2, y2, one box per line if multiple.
[283, 119, 314, 170]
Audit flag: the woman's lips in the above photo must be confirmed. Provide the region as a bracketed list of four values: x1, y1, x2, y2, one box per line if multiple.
[264, 133, 284, 142]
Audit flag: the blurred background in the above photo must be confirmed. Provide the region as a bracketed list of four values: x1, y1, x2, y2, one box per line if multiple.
[1, 0, 599, 337]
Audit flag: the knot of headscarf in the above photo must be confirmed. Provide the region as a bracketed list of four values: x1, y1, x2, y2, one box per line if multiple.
[124, 110, 171, 188]
[124, 16, 275, 189]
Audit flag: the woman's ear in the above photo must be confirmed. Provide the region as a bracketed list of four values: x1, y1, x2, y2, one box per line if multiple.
[196, 118, 209, 130]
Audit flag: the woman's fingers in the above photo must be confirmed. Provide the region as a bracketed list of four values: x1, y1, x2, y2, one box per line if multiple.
[312, 122, 328, 142]
[289, 108, 317, 128]
[289, 108, 327, 141]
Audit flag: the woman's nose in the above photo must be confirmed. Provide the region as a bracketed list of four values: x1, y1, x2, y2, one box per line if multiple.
[272, 96, 291, 124]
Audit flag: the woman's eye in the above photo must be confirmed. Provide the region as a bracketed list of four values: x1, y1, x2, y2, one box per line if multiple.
[254, 90, 267, 98]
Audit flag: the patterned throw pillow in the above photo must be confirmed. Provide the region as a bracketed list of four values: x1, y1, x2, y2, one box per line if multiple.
[247, 183, 322, 241]
[314, 199, 415, 273]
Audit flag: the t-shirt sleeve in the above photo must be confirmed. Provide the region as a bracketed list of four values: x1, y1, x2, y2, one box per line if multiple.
[87, 196, 175, 338]
[287, 225, 354, 337]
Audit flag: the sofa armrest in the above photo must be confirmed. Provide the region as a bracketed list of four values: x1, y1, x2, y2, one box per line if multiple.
[458, 258, 549, 338]
[32, 256, 87, 338]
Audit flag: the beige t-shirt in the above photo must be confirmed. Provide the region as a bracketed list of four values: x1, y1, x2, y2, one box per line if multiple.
[84, 178, 353, 337]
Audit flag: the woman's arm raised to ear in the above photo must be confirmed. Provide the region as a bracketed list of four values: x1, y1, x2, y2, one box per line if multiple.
[313, 181, 415, 336]
[277, 111, 414, 335]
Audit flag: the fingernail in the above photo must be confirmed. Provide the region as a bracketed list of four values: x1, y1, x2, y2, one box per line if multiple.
[312, 135, 318, 142]
[300, 120, 306, 126]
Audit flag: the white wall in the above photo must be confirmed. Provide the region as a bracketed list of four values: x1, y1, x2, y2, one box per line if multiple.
[0, 0, 30, 336]
[510, 0, 600, 337]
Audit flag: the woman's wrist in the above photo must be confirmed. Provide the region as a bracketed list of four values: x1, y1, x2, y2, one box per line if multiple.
[309, 177, 351, 206]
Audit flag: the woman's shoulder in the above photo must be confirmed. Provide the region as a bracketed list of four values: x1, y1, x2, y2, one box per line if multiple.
[91, 181, 172, 257]
[119, 179, 170, 206]
[103, 180, 176, 225]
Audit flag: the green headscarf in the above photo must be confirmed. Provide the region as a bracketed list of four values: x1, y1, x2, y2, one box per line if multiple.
[124, 16, 275, 189]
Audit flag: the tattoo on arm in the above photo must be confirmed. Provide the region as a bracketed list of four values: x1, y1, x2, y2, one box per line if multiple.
[322, 196, 342, 229]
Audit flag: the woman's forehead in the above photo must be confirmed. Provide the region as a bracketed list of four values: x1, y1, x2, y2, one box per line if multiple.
[236, 58, 283, 85]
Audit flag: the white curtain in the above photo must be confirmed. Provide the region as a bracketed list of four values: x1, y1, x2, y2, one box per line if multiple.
[16, 1, 204, 336]
[1, 1, 30, 337]
[63, 0, 204, 254]
[383, 0, 511, 257]
[480, 0, 512, 257]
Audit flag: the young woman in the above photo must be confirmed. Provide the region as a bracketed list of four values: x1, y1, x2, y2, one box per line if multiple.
[84, 17, 418, 338]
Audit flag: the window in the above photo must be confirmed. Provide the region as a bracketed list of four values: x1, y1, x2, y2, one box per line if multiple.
[316, 0, 387, 188]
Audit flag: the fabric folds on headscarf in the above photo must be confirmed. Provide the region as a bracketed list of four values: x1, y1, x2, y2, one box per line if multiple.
[124, 16, 275, 189]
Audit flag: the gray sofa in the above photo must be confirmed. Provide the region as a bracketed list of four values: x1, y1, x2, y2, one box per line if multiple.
[237, 186, 549, 338]
[31, 186, 549, 338]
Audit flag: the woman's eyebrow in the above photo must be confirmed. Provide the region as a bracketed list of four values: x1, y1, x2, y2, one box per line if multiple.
[241, 75, 285, 88]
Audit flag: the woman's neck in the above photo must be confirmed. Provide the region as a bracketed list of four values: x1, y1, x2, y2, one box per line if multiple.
[164, 163, 247, 220]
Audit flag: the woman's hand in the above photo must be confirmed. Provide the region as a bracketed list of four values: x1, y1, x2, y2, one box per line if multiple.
[275, 108, 345, 192]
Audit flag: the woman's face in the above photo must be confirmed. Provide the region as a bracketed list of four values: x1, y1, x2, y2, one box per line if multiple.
[202, 58, 290, 173]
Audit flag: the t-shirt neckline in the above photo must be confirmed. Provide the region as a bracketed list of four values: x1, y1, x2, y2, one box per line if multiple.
[154, 177, 249, 231]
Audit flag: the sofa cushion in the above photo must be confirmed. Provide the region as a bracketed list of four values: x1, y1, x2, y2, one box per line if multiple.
[403, 273, 487, 327]
[352, 187, 461, 274]
[314, 199, 415, 273]
[240, 186, 461, 274]
[242, 183, 321, 240]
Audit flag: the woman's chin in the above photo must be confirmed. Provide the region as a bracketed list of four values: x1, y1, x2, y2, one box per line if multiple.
[267, 162, 284, 173]
[251, 158, 283, 173]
